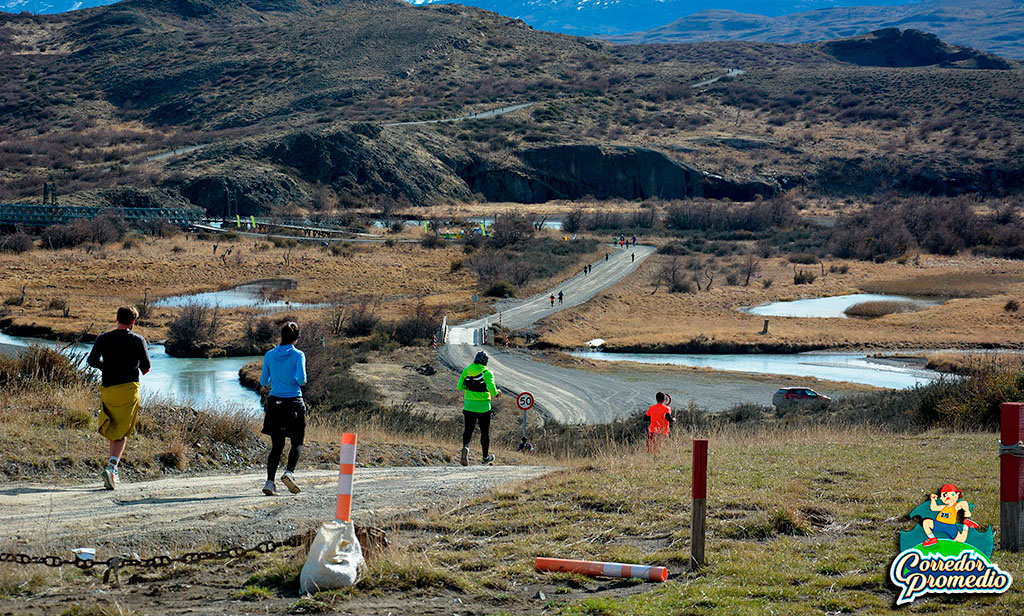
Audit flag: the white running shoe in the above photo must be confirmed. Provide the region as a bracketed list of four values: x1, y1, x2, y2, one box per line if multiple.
[281, 472, 301, 494]
[101, 467, 118, 491]
[262, 480, 276, 496]
[460, 447, 469, 467]
[482, 453, 495, 465]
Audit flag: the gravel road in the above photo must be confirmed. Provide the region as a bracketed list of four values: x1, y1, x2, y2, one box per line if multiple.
[0, 466, 553, 551]
[441, 245, 657, 423]
[439, 243, 852, 423]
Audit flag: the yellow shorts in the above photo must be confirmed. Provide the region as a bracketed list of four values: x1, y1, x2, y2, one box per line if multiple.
[97, 382, 140, 441]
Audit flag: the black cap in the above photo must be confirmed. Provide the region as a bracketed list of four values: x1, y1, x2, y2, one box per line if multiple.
[474, 351, 489, 365]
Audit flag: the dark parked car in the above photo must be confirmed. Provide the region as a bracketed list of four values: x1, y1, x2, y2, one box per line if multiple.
[772, 387, 832, 410]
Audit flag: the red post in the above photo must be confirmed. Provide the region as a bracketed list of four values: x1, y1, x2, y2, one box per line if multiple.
[1000, 403, 1024, 551]
[691, 439, 708, 569]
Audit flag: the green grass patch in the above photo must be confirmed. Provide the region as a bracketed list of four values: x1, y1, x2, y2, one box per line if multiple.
[362, 428, 1024, 615]
[230, 584, 275, 601]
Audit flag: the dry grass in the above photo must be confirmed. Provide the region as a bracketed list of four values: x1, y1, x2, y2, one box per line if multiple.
[843, 300, 921, 318]
[925, 351, 1024, 374]
[538, 251, 1024, 350]
[0, 234, 478, 343]
[287, 426, 1024, 614]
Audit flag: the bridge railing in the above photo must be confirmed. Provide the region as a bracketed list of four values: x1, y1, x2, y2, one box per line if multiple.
[0, 204, 204, 228]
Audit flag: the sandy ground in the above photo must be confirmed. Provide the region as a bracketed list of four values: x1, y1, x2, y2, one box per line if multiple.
[0, 465, 553, 554]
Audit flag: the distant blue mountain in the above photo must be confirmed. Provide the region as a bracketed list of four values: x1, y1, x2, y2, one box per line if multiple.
[405, 1, 923, 36]
[0, 1, 117, 13]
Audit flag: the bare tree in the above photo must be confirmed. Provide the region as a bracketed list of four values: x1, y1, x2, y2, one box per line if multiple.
[703, 268, 715, 291]
[652, 256, 689, 294]
[742, 254, 760, 286]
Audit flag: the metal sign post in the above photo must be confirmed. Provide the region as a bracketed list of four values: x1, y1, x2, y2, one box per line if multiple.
[472, 294, 478, 318]
[517, 392, 535, 451]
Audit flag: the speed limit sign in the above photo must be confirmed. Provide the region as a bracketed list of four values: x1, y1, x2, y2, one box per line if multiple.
[517, 392, 535, 411]
[665, 393, 672, 406]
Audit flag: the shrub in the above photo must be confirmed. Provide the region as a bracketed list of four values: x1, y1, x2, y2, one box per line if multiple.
[657, 242, 690, 256]
[344, 300, 380, 337]
[844, 301, 920, 318]
[0, 344, 90, 387]
[166, 302, 223, 356]
[561, 207, 584, 234]
[388, 304, 444, 346]
[788, 253, 819, 264]
[665, 199, 797, 233]
[0, 232, 34, 253]
[421, 234, 444, 249]
[243, 317, 277, 353]
[1005, 299, 1019, 312]
[485, 281, 516, 298]
[793, 269, 816, 285]
[41, 213, 127, 249]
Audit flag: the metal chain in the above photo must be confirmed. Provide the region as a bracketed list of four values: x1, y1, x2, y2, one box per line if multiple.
[999, 440, 1024, 458]
[0, 536, 302, 572]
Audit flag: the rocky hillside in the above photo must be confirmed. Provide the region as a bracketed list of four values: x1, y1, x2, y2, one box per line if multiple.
[0, 0, 1022, 214]
[607, 0, 1024, 60]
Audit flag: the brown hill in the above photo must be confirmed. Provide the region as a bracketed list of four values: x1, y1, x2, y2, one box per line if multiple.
[0, 0, 1022, 214]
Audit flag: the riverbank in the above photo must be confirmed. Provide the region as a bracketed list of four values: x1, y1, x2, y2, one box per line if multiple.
[537, 252, 1024, 351]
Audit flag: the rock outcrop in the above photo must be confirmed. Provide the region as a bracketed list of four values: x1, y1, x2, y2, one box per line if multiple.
[459, 144, 776, 203]
[823, 28, 1012, 70]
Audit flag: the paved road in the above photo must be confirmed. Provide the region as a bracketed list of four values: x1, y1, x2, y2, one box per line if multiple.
[441, 245, 658, 424]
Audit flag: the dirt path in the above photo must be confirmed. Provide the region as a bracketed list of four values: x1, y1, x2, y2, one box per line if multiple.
[0, 465, 553, 553]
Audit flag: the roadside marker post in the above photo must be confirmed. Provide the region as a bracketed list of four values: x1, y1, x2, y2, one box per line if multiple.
[691, 439, 708, 570]
[335, 433, 357, 522]
[1000, 403, 1024, 551]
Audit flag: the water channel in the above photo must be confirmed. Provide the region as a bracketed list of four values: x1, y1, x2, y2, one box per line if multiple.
[0, 332, 261, 412]
[570, 350, 942, 389]
[746, 294, 941, 319]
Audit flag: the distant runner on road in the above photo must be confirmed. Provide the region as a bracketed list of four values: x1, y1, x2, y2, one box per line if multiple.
[558, 291, 563, 305]
[645, 392, 674, 454]
[87, 306, 151, 491]
[550, 294, 555, 307]
[458, 351, 500, 466]
[259, 322, 307, 496]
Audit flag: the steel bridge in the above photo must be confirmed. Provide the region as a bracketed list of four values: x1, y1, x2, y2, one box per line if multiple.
[0, 204, 204, 228]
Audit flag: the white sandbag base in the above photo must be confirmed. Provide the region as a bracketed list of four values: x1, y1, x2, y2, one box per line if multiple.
[300, 520, 365, 594]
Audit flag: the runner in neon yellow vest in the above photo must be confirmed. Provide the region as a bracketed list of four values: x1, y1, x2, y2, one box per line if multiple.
[457, 351, 500, 465]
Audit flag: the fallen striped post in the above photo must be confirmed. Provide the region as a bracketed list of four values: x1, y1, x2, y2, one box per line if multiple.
[535, 557, 667, 582]
[335, 433, 357, 522]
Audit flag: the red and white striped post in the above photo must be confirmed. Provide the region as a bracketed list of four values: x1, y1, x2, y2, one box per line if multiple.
[335, 433, 357, 522]
[1000, 403, 1024, 551]
[535, 557, 667, 582]
[691, 439, 708, 570]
